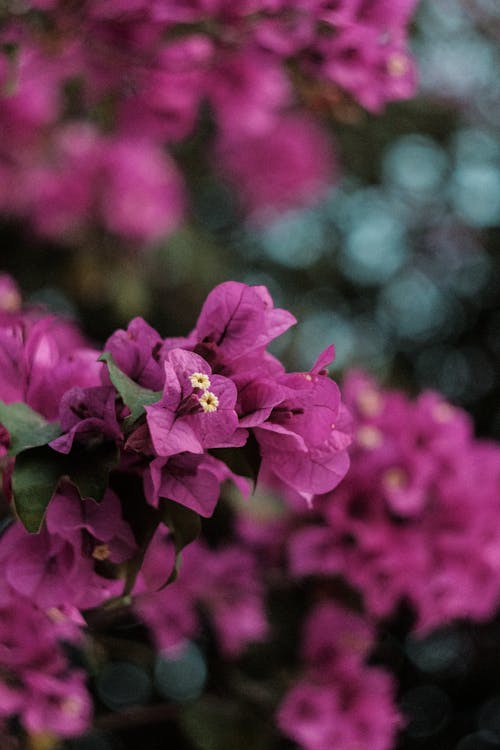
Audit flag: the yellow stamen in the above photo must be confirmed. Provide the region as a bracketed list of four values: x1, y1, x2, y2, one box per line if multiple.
[61, 697, 82, 716]
[356, 425, 383, 449]
[199, 391, 219, 413]
[432, 402, 454, 423]
[189, 372, 211, 390]
[46, 607, 66, 623]
[339, 632, 371, 654]
[357, 389, 383, 417]
[387, 53, 409, 77]
[0, 290, 21, 312]
[92, 544, 110, 561]
[383, 467, 407, 490]
[27, 732, 59, 750]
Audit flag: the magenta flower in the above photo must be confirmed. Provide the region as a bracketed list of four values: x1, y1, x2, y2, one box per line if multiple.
[177, 280, 296, 370]
[144, 452, 248, 516]
[134, 531, 268, 657]
[0, 314, 102, 421]
[0, 523, 118, 610]
[49, 385, 123, 454]
[321, 25, 416, 113]
[215, 114, 336, 217]
[277, 602, 400, 750]
[145, 348, 241, 458]
[301, 601, 375, 677]
[46, 486, 137, 564]
[118, 36, 212, 142]
[0, 485, 133, 610]
[208, 49, 290, 139]
[278, 669, 400, 750]
[99, 138, 186, 242]
[23, 672, 92, 738]
[289, 370, 500, 633]
[104, 316, 164, 390]
[0, 1, 419, 241]
[254, 354, 352, 502]
[181, 541, 269, 656]
[0, 591, 92, 739]
[133, 528, 199, 652]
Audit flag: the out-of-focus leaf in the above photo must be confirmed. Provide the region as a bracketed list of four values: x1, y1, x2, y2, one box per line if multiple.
[99, 352, 161, 428]
[211, 432, 262, 487]
[158, 500, 201, 587]
[0, 401, 61, 456]
[12, 446, 64, 532]
[12, 442, 120, 533]
[122, 502, 160, 596]
[66, 442, 120, 503]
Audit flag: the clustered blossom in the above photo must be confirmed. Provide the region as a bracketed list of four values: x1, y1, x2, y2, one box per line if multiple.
[4, 270, 499, 749]
[228, 369, 500, 749]
[0, 275, 350, 740]
[134, 528, 268, 657]
[114, 281, 352, 511]
[277, 602, 401, 750]
[0, 589, 91, 739]
[0, 0, 419, 242]
[0, 487, 135, 611]
[288, 371, 500, 633]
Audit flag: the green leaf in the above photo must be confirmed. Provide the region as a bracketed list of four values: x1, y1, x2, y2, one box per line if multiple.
[158, 500, 202, 587]
[65, 442, 120, 503]
[11, 442, 120, 533]
[122, 503, 160, 597]
[12, 446, 65, 532]
[99, 352, 161, 428]
[211, 432, 261, 487]
[0, 401, 61, 456]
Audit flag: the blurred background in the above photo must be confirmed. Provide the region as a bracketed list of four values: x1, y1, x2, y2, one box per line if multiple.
[2, 0, 499, 441]
[1, 2, 499, 748]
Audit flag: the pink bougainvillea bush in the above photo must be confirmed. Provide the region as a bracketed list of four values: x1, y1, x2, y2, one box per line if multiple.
[0, 273, 351, 744]
[232, 371, 500, 750]
[287, 370, 500, 633]
[276, 602, 401, 750]
[0, 0, 419, 242]
[2, 272, 500, 749]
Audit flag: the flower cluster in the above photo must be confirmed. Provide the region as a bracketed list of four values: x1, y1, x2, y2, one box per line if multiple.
[5, 271, 498, 749]
[0, 589, 91, 740]
[225, 371, 500, 750]
[134, 528, 268, 657]
[289, 371, 500, 633]
[277, 602, 400, 750]
[0, 0, 419, 242]
[0, 275, 351, 740]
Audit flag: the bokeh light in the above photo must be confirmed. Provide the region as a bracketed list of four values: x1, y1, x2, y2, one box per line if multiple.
[96, 662, 153, 712]
[154, 642, 207, 703]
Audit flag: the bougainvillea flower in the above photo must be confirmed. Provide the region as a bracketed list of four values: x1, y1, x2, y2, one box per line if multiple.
[104, 316, 164, 390]
[289, 370, 500, 633]
[0, 591, 92, 738]
[146, 348, 241, 457]
[50, 385, 123, 454]
[277, 602, 400, 750]
[164, 281, 296, 372]
[254, 359, 352, 500]
[45, 487, 136, 564]
[144, 452, 248, 516]
[0, 315, 101, 420]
